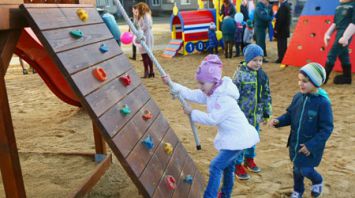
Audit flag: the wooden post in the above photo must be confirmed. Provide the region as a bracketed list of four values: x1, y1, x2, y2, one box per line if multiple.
[0, 30, 26, 197]
[92, 121, 107, 155]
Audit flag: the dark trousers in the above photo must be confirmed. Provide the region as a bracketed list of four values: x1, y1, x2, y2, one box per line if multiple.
[224, 41, 233, 58]
[209, 46, 218, 54]
[132, 44, 136, 59]
[141, 53, 153, 76]
[255, 28, 267, 56]
[277, 35, 288, 62]
[235, 42, 242, 56]
[293, 167, 322, 195]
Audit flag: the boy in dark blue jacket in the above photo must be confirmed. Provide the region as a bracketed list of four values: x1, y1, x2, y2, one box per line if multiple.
[270, 63, 334, 198]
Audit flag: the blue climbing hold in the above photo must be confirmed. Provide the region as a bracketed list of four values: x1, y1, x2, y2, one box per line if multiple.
[142, 135, 154, 150]
[70, 30, 83, 38]
[184, 175, 193, 184]
[99, 44, 109, 53]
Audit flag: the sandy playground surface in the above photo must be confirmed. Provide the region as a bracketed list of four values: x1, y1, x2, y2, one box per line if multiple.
[0, 22, 354, 198]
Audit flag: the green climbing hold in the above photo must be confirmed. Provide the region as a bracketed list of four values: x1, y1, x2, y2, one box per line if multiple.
[70, 30, 83, 38]
[120, 105, 131, 116]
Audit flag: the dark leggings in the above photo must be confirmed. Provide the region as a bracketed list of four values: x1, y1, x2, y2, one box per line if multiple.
[141, 53, 153, 74]
[224, 41, 233, 58]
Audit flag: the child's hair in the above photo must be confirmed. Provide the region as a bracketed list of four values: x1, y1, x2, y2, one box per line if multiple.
[133, 2, 151, 20]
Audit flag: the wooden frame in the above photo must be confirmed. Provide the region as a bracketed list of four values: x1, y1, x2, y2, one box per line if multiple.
[0, 1, 110, 197]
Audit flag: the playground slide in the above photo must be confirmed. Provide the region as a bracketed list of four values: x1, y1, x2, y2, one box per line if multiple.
[15, 28, 81, 107]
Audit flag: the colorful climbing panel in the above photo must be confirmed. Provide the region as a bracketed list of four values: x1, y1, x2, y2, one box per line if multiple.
[20, 4, 204, 197]
[282, 0, 354, 73]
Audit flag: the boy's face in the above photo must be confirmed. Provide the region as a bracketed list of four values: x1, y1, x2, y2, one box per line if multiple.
[198, 81, 215, 95]
[247, 56, 263, 71]
[298, 73, 318, 94]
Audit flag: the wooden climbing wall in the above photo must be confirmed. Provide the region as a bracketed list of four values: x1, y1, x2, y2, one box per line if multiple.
[20, 4, 204, 198]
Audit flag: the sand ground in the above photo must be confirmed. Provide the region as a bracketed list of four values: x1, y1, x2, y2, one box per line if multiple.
[0, 22, 354, 198]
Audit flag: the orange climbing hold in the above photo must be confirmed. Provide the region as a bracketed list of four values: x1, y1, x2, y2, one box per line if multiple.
[142, 110, 153, 121]
[92, 67, 107, 82]
[165, 175, 177, 190]
[119, 74, 131, 86]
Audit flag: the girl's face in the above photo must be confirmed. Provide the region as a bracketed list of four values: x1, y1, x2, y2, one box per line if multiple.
[298, 73, 318, 94]
[198, 81, 215, 95]
[132, 8, 139, 17]
[247, 56, 263, 71]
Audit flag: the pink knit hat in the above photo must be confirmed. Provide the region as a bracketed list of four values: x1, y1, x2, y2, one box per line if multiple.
[195, 54, 223, 83]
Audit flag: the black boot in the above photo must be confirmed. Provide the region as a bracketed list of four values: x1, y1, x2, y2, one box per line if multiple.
[334, 64, 352, 84]
[324, 62, 334, 84]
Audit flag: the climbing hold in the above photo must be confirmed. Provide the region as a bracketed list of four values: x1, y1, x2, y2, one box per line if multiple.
[163, 142, 173, 155]
[76, 8, 89, 22]
[165, 175, 177, 190]
[142, 110, 153, 121]
[92, 67, 107, 82]
[183, 175, 193, 185]
[142, 135, 154, 150]
[70, 30, 83, 38]
[99, 44, 109, 53]
[120, 104, 131, 116]
[119, 74, 131, 86]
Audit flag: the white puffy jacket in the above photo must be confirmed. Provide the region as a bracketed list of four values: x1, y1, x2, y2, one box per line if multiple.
[173, 77, 260, 151]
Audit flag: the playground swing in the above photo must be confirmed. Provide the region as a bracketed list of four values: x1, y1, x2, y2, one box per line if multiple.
[112, 0, 202, 150]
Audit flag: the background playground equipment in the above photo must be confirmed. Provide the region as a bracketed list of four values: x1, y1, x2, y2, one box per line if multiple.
[0, 1, 204, 197]
[282, 0, 355, 72]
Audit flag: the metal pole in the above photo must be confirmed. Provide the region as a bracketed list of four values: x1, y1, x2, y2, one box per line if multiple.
[113, 0, 201, 150]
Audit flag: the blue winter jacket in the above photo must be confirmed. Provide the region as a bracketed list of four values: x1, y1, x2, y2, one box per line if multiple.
[276, 92, 333, 167]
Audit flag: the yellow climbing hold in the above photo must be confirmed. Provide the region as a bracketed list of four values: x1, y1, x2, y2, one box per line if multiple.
[76, 8, 89, 22]
[163, 143, 173, 155]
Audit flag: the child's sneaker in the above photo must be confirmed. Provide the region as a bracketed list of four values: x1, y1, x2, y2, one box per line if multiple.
[244, 158, 261, 173]
[235, 164, 250, 180]
[290, 191, 302, 198]
[217, 192, 224, 198]
[311, 183, 323, 197]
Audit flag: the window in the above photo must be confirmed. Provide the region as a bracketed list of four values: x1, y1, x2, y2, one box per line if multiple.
[181, 0, 191, 5]
[152, 0, 160, 6]
[163, 0, 174, 4]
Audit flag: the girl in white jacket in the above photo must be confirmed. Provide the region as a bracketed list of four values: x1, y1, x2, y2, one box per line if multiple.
[162, 54, 259, 198]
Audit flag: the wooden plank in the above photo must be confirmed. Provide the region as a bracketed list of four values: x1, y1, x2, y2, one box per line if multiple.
[25, 7, 102, 31]
[139, 129, 182, 197]
[0, 5, 27, 30]
[92, 121, 106, 155]
[154, 129, 179, 170]
[85, 69, 141, 116]
[58, 38, 122, 75]
[188, 170, 204, 198]
[72, 55, 133, 97]
[0, 77, 26, 198]
[0, 30, 21, 76]
[98, 84, 150, 135]
[69, 154, 112, 198]
[152, 143, 188, 198]
[113, 99, 161, 157]
[139, 154, 164, 197]
[126, 113, 170, 177]
[41, 23, 113, 53]
[172, 156, 196, 198]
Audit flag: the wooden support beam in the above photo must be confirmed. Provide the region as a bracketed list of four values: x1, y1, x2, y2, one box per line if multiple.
[69, 154, 112, 198]
[0, 5, 27, 30]
[93, 121, 107, 155]
[0, 30, 21, 76]
[0, 74, 26, 198]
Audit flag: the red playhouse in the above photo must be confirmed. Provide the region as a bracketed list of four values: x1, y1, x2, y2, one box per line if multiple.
[282, 0, 354, 73]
